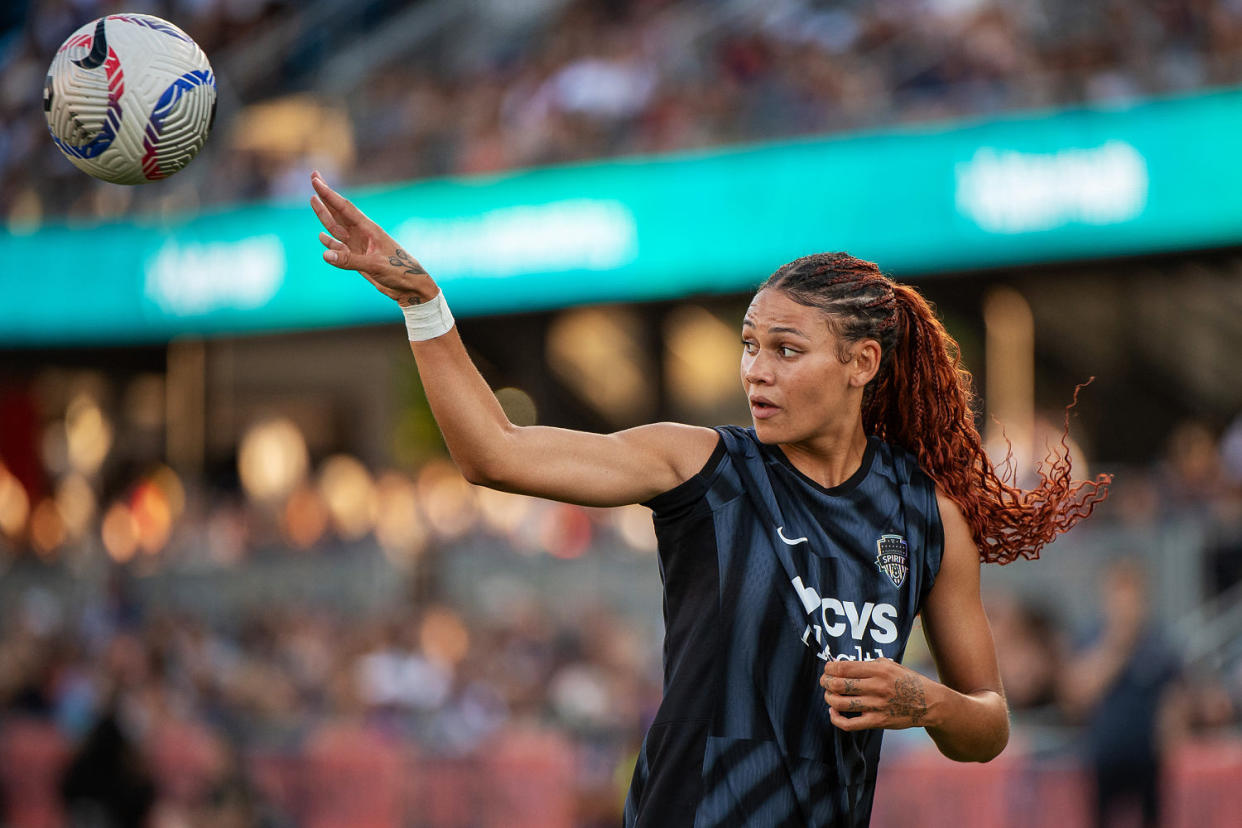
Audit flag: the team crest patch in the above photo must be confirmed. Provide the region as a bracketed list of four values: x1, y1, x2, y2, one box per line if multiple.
[875, 534, 909, 588]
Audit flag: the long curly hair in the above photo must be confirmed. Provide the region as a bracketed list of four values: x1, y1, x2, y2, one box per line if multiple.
[761, 252, 1111, 564]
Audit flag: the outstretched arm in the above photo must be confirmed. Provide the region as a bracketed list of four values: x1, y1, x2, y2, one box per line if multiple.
[819, 490, 1009, 762]
[309, 172, 717, 507]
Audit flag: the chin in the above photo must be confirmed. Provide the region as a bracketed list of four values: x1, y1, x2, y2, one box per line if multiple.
[750, 419, 783, 444]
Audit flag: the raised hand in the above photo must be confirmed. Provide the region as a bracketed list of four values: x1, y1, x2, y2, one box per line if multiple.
[819, 658, 932, 732]
[309, 171, 436, 305]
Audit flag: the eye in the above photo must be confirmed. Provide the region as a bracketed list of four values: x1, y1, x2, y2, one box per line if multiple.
[778, 346, 799, 358]
[741, 338, 757, 354]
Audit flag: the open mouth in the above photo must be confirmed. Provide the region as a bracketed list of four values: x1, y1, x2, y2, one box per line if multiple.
[750, 399, 779, 418]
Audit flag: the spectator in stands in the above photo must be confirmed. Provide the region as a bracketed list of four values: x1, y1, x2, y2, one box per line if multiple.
[12, 0, 1242, 221]
[1060, 557, 1184, 828]
[987, 593, 1063, 720]
[60, 702, 156, 828]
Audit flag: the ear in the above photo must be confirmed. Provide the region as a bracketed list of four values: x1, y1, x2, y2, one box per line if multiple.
[848, 339, 882, 388]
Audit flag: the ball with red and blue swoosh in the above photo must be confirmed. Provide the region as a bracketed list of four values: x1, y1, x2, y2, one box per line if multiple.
[44, 14, 216, 184]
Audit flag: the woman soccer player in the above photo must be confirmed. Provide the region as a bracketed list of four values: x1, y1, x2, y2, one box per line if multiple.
[309, 172, 1109, 827]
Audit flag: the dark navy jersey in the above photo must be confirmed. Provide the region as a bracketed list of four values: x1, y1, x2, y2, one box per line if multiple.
[625, 426, 944, 827]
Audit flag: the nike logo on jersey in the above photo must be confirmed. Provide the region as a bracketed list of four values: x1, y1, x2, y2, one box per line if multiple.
[777, 526, 807, 546]
[73, 18, 109, 70]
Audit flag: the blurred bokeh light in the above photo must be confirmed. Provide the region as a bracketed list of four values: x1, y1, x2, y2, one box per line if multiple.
[317, 454, 377, 541]
[238, 417, 309, 503]
[0, 463, 30, 540]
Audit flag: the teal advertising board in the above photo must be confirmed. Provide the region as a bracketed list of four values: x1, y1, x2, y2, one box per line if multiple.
[4, 88, 1242, 344]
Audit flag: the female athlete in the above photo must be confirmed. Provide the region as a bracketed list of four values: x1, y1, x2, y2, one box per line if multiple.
[309, 171, 1110, 827]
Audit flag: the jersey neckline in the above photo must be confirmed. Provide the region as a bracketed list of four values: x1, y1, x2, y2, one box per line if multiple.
[764, 434, 878, 497]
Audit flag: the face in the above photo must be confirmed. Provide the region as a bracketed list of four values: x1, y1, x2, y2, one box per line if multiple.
[1103, 563, 1148, 630]
[740, 288, 879, 445]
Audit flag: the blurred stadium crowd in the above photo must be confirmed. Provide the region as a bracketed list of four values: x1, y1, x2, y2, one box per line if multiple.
[8, 0, 1242, 220]
[1, 398, 1241, 824]
[0, 564, 648, 825]
[5, 0, 1242, 825]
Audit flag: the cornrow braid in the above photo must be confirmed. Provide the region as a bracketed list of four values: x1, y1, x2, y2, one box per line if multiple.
[761, 252, 1111, 564]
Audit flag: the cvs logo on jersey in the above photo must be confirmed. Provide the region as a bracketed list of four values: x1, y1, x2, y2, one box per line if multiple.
[791, 576, 896, 662]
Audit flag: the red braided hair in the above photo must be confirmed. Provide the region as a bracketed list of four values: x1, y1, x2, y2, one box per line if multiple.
[762, 252, 1111, 564]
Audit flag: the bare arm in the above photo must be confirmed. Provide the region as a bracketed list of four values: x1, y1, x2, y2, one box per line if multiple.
[309, 172, 718, 506]
[1058, 628, 1137, 718]
[408, 330, 716, 504]
[917, 491, 1009, 761]
[820, 490, 1009, 762]
[1057, 573, 1146, 719]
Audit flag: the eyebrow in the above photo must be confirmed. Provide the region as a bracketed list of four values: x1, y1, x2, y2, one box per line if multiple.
[742, 318, 810, 339]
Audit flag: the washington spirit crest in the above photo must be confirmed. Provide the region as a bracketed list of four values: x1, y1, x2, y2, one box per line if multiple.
[875, 534, 909, 588]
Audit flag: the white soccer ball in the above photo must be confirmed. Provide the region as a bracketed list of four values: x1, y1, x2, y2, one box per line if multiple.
[44, 14, 216, 185]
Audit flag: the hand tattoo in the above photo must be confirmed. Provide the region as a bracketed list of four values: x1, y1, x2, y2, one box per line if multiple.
[842, 678, 859, 695]
[388, 248, 428, 277]
[847, 698, 870, 713]
[886, 676, 927, 725]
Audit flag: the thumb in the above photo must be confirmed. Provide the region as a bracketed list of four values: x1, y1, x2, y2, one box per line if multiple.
[320, 233, 361, 270]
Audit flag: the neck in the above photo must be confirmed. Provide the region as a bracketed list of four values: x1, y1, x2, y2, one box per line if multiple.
[778, 420, 871, 489]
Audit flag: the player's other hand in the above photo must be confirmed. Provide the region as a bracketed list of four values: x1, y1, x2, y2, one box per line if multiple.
[820, 658, 933, 732]
[309, 171, 434, 305]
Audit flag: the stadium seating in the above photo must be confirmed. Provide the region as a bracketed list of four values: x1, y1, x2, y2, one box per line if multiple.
[0, 719, 70, 828]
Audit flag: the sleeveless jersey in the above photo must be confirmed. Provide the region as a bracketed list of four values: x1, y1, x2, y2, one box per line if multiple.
[624, 426, 944, 827]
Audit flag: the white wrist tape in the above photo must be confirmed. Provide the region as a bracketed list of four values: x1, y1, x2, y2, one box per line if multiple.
[402, 291, 455, 341]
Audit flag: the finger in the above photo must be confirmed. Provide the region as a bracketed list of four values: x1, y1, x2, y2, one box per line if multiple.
[310, 174, 367, 228]
[828, 706, 885, 732]
[822, 660, 874, 678]
[321, 239, 367, 270]
[819, 675, 879, 696]
[310, 194, 346, 235]
[310, 195, 350, 242]
[319, 231, 347, 251]
[823, 693, 879, 713]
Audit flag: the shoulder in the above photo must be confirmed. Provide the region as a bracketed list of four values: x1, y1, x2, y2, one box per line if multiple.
[933, 488, 966, 530]
[714, 424, 762, 454]
[934, 488, 980, 571]
[637, 424, 727, 515]
[623, 422, 722, 484]
[933, 489, 968, 541]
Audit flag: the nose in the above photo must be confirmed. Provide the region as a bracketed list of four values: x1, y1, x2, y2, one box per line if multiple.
[742, 353, 772, 387]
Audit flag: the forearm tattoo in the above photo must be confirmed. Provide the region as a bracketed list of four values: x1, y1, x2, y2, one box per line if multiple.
[886, 676, 927, 725]
[389, 248, 428, 277]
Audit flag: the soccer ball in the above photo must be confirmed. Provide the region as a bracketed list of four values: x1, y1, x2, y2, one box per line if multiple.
[44, 14, 216, 185]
